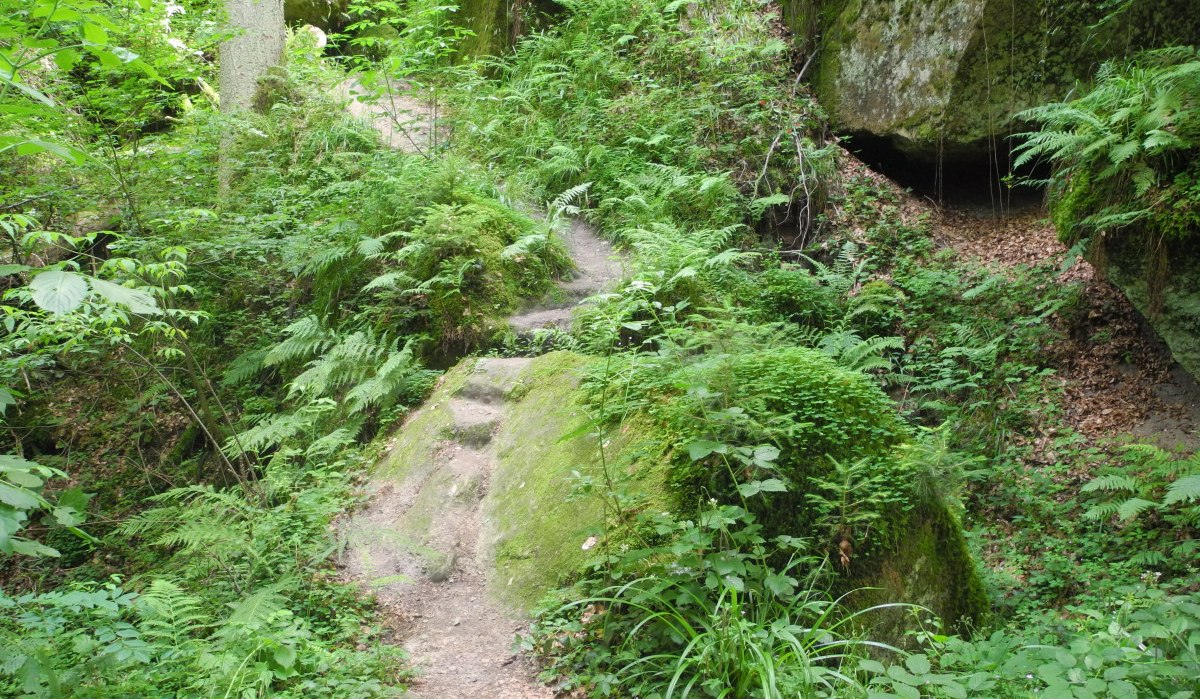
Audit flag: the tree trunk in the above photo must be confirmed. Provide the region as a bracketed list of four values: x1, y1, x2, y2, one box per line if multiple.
[219, 0, 286, 114]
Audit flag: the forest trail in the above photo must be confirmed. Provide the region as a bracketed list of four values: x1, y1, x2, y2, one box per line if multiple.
[337, 82, 623, 698]
[337, 77, 436, 155]
[341, 356, 553, 698]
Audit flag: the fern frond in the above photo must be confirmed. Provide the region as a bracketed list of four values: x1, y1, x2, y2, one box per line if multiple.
[264, 316, 332, 367]
[137, 579, 211, 651]
[1117, 497, 1159, 521]
[1081, 474, 1139, 493]
[1164, 475, 1200, 506]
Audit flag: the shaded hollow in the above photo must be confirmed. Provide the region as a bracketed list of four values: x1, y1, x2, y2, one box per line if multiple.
[842, 131, 1048, 215]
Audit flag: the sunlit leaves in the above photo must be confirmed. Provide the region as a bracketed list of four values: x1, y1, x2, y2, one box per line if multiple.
[29, 270, 90, 314]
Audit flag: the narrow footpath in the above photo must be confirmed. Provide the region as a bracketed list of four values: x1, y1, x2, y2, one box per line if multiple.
[337, 80, 623, 698]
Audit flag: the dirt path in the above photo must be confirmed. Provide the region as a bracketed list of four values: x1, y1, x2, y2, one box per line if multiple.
[342, 357, 552, 698]
[338, 77, 437, 155]
[338, 80, 624, 697]
[509, 218, 626, 333]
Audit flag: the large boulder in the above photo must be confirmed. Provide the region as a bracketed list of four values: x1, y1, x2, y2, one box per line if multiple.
[456, 0, 562, 58]
[786, 0, 1200, 160]
[348, 350, 987, 636]
[1102, 236, 1200, 385]
[285, 0, 348, 31]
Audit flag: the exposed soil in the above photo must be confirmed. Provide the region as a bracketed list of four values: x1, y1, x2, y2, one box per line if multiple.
[341, 357, 554, 699]
[508, 219, 626, 333]
[338, 77, 437, 155]
[338, 83, 624, 698]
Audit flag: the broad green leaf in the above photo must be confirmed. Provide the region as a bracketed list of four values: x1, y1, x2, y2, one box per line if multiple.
[0, 264, 31, 276]
[272, 644, 297, 669]
[859, 659, 887, 674]
[89, 278, 161, 315]
[0, 483, 40, 509]
[686, 439, 726, 461]
[29, 270, 88, 313]
[11, 538, 59, 557]
[4, 470, 41, 488]
[0, 137, 87, 164]
[763, 573, 796, 597]
[905, 654, 932, 675]
[737, 479, 787, 497]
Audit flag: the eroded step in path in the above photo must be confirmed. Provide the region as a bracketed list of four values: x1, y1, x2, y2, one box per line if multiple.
[341, 357, 554, 698]
[509, 220, 626, 333]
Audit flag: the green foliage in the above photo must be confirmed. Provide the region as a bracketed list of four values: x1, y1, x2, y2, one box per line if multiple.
[0, 447, 403, 697]
[450, 0, 833, 238]
[0, 454, 91, 557]
[1016, 46, 1200, 312]
[1081, 445, 1200, 572]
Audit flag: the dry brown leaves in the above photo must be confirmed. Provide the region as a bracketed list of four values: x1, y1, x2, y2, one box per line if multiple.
[833, 148, 1192, 447]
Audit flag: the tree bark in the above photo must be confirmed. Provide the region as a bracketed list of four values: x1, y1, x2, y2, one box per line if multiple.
[218, 0, 285, 195]
[219, 0, 286, 114]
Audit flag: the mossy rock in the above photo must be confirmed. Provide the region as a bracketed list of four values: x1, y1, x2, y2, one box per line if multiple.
[285, 0, 349, 30]
[455, 0, 563, 59]
[484, 352, 668, 611]
[841, 500, 988, 640]
[798, 0, 1200, 158]
[1101, 234, 1200, 383]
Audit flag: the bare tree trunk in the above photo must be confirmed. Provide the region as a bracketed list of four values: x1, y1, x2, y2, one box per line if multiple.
[219, 0, 286, 114]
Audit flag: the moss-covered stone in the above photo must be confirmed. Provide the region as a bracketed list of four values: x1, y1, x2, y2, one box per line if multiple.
[1102, 235, 1200, 383]
[795, 0, 1200, 157]
[843, 500, 988, 640]
[456, 0, 562, 58]
[285, 0, 349, 30]
[484, 352, 668, 611]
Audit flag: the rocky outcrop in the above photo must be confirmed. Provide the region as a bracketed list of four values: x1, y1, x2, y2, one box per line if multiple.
[786, 0, 1200, 159]
[456, 0, 562, 57]
[1103, 237, 1200, 384]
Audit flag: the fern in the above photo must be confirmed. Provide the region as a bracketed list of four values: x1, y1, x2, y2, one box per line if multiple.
[1164, 475, 1200, 506]
[264, 316, 333, 367]
[1081, 474, 1139, 493]
[137, 579, 211, 656]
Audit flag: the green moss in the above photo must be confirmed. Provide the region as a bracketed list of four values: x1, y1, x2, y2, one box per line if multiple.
[810, 0, 1200, 153]
[1103, 234, 1200, 382]
[843, 498, 989, 642]
[373, 360, 472, 481]
[484, 352, 669, 611]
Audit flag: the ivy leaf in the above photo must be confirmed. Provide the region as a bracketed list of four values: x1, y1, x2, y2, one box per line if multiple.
[29, 270, 89, 314]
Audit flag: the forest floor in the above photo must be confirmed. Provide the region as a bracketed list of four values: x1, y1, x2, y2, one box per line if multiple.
[840, 153, 1200, 455]
[336, 84, 622, 697]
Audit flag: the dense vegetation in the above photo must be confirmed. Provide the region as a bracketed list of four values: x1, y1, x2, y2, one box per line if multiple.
[1, 0, 1198, 697]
